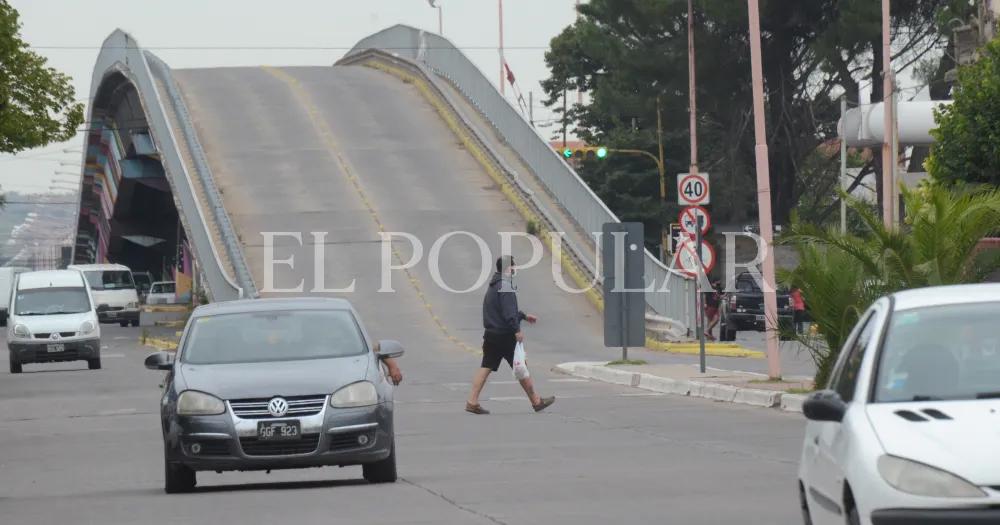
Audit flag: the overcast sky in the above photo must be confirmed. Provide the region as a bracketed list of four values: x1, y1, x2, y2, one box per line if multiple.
[1, 0, 579, 194]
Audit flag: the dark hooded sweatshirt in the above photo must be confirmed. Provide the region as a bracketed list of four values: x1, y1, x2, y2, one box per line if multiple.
[482, 272, 525, 335]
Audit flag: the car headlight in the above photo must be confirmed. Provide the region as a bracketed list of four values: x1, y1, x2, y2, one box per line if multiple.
[127, 301, 139, 309]
[79, 320, 96, 335]
[330, 381, 378, 408]
[877, 455, 986, 498]
[177, 390, 226, 416]
[12, 324, 30, 338]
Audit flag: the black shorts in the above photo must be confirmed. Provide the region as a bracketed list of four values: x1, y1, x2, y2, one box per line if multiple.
[481, 332, 517, 372]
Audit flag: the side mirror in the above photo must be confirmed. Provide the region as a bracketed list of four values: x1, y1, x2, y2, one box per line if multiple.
[376, 340, 405, 360]
[144, 351, 174, 371]
[803, 390, 847, 423]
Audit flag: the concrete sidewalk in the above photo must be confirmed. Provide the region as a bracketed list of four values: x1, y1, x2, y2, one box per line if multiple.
[554, 361, 813, 413]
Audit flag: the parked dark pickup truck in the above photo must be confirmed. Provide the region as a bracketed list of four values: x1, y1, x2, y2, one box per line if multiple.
[719, 272, 793, 341]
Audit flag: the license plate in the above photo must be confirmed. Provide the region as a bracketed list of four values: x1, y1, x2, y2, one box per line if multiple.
[257, 420, 300, 441]
[106, 311, 117, 318]
[47, 343, 65, 353]
[755, 315, 765, 321]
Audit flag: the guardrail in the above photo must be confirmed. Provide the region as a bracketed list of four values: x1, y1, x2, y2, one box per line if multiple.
[342, 25, 694, 331]
[145, 52, 258, 298]
[83, 29, 247, 301]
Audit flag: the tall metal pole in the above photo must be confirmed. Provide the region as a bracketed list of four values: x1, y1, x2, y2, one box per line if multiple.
[746, 0, 781, 380]
[438, 5, 443, 35]
[499, 0, 505, 96]
[881, 0, 894, 228]
[576, 0, 583, 106]
[657, 94, 668, 263]
[529, 91, 534, 127]
[687, 0, 699, 175]
[840, 96, 848, 234]
[696, 216, 706, 373]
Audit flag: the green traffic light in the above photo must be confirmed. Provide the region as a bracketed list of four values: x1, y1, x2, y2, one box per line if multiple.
[563, 148, 573, 159]
[596, 147, 608, 159]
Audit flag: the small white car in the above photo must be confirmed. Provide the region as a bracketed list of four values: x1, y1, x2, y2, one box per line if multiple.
[7, 269, 102, 373]
[145, 281, 177, 305]
[798, 283, 1000, 525]
[68, 263, 141, 327]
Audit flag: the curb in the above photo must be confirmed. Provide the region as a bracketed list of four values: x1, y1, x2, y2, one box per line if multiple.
[553, 362, 801, 413]
[141, 337, 178, 351]
[644, 340, 765, 359]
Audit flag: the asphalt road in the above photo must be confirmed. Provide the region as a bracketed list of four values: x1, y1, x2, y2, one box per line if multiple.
[1, 325, 805, 524]
[0, 64, 807, 524]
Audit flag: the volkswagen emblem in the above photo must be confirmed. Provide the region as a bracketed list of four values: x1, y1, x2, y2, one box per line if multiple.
[50, 332, 61, 340]
[267, 397, 289, 418]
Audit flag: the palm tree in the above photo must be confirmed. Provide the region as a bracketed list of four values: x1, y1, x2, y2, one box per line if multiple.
[781, 184, 1000, 386]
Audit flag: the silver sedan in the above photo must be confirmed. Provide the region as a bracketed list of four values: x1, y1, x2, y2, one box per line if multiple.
[145, 297, 403, 493]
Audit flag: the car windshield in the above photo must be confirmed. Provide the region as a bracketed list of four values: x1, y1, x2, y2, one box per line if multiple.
[874, 302, 1000, 402]
[83, 270, 135, 291]
[152, 283, 175, 294]
[15, 287, 92, 315]
[181, 309, 367, 365]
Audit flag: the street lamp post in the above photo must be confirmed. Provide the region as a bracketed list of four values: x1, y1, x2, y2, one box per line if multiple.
[881, 0, 895, 228]
[499, 0, 505, 96]
[746, 0, 782, 380]
[427, 0, 442, 35]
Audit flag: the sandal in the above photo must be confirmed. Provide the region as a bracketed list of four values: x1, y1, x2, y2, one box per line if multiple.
[465, 402, 490, 415]
[532, 396, 555, 412]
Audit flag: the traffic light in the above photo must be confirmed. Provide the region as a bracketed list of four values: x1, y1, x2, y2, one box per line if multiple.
[555, 146, 610, 161]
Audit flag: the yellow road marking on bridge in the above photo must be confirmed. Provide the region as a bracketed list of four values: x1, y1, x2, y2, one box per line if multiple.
[262, 66, 480, 356]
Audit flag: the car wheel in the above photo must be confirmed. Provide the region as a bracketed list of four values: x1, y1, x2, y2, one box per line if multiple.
[720, 322, 735, 342]
[164, 449, 196, 493]
[9, 359, 22, 374]
[88, 358, 102, 370]
[362, 442, 397, 483]
[798, 484, 813, 525]
[131, 319, 140, 327]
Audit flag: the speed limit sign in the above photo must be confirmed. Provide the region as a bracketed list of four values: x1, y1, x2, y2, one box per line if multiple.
[677, 172, 710, 205]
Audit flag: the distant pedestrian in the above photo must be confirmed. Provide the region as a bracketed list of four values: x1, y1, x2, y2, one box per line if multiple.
[790, 286, 806, 334]
[704, 280, 722, 340]
[466, 255, 555, 415]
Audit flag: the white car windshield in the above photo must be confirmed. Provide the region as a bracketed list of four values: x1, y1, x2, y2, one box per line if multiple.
[15, 288, 92, 315]
[83, 270, 135, 290]
[875, 302, 1000, 402]
[181, 310, 367, 365]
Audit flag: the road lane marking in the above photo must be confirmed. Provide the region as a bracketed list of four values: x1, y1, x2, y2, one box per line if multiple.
[263, 65, 480, 357]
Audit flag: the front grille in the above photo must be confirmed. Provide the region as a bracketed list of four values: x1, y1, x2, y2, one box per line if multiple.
[240, 434, 320, 456]
[97, 305, 123, 312]
[33, 332, 76, 339]
[329, 431, 373, 451]
[229, 395, 326, 419]
[184, 439, 231, 456]
[36, 350, 79, 361]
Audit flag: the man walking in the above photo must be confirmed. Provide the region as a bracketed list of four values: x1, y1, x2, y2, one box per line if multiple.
[466, 255, 555, 415]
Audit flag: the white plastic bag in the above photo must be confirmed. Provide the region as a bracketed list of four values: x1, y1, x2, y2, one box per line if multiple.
[512, 341, 530, 380]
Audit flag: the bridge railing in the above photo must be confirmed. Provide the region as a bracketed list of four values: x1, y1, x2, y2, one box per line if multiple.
[343, 25, 694, 331]
[84, 30, 248, 301]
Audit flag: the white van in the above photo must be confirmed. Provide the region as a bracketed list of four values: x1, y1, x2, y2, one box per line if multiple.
[7, 269, 102, 373]
[0, 266, 30, 326]
[67, 264, 141, 327]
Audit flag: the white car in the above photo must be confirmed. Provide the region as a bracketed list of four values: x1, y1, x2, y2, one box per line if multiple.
[67, 263, 141, 327]
[7, 269, 102, 373]
[798, 283, 1000, 525]
[145, 281, 177, 305]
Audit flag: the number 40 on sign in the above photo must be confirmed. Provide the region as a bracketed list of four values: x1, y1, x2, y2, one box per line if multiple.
[677, 172, 710, 206]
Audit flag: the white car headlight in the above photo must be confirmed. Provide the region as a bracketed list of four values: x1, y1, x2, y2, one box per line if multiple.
[12, 324, 30, 338]
[877, 455, 986, 498]
[330, 381, 378, 408]
[127, 301, 139, 309]
[177, 390, 226, 416]
[79, 320, 96, 335]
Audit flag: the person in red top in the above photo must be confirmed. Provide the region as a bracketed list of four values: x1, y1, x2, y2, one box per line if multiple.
[790, 286, 806, 334]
